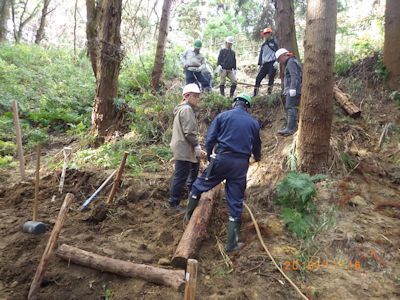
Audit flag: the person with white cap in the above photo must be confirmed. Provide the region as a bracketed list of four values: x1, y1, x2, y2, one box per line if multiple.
[275, 48, 302, 136]
[217, 36, 237, 97]
[168, 83, 204, 210]
[253, 27, 279, 96]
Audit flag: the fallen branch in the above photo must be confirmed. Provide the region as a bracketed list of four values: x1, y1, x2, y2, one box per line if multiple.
[57, 244, 185, 291]
[244, 203, 309, 300]
[333, 85, 361, 118]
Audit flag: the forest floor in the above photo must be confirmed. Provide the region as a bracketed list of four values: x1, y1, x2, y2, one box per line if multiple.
[0, 70, 400, 299]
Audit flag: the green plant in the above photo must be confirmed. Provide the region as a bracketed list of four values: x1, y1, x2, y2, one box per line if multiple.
[102, 283, 113, 300]
[340, 152, 356, 170]
[275, 172, 326, 239]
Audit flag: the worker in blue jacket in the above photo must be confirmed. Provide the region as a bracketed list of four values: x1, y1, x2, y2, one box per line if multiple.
[184, 93, 262, 252]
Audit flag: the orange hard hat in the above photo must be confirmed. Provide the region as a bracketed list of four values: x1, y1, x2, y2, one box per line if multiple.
[262, 28, 273, 35]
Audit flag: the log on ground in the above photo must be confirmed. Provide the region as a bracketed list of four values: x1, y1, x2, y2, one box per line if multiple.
[56, 244, 185, 291]
[171, 185, 221, 269]
[333, 85, 362, 118]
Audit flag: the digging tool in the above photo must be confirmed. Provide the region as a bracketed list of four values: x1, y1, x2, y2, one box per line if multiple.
[12, 100, 26, 180]
[107, 151, 129, 204]
[22, 144, 46, 235]
[79, 170, 117, 211]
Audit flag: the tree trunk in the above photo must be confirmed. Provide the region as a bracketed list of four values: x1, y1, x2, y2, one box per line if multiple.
[0, 0, 10, 41]
[57, 244, 185, 291]
[11, 0, 40, 43]
[86, 0, 103, 77]
[296, 0, 337, 174]
[34, 0, 51, 44]
[151, 0, 173, 91]
[274, 0, 300, 58]
[91, 0, 123, 138]
[383, 0, 400, 89]
[171, 185, 221, 269]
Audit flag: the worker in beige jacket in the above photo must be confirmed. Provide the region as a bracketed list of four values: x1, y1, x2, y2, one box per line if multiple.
[168, 83, 203, 210]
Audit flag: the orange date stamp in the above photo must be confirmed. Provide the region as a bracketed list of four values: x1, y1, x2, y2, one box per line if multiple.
[282, 259, 363, 271]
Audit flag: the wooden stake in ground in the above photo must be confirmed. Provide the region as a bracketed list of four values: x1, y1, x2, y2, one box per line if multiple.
[184, 259, 198, 300]
[59, 147, 72, 194]
[12, 100, 26, 180]
[56, 244, 185, 291]
[171, 185, 221, 269]
[333, 85, 361, 118]
[107, 151, 129, 204]
[28, 193, 75, 300]
[33, 144, 41, 221]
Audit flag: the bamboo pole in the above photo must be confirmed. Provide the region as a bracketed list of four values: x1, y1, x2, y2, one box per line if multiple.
[12, 100, 26, 180]
[107, 151, 129, 204]
[33, 144, 41, 221]
[184, 259, 198, 300]
[28, 193, 75, 300]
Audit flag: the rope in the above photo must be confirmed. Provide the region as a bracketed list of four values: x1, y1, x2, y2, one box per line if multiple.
[243, 202, 309, 300]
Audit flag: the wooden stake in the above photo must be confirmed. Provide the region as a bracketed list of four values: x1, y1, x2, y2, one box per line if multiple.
[33, 144, 41, 221]
[56, 244, 185, 291]
[184, 259, 198, 300]
[107, 151, 129, 204]
[12, 100, 26, 180]
[59, 147, 72, 194]
[28, 193, 75, 300]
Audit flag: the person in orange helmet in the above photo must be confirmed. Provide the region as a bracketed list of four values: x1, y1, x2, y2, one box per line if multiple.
[253, 27, 279, 96]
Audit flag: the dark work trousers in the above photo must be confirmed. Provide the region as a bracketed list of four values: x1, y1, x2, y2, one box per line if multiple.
[191, 153, 249, 222]
[169, 160, 200, 206]
[255, 61, 276, 88]
[185, 70, 211, 90]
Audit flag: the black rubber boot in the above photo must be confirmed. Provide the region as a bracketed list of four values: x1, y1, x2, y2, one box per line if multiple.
[219, 85, 225, 96]
[278, 108, 297, 136]
[229, 84, 236, 97]
[184, 193, 199, 222]
[267, 86, 273, 94]
[225, 220, 243, 252]
[253, 87, 259, 97]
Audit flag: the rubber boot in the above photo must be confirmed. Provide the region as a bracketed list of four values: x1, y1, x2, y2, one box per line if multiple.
[229, 84, 236, 97]
[278, 108, 297, 136]
[184, 193, 199, 222]
[219, 85, 225, 96]
[267, 86, 273, 95]
[253, 87, 260, 97]
[225, 220, 243, 252]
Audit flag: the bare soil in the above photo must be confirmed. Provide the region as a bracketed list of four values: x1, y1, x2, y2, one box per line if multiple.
[1, 76, 400, 299]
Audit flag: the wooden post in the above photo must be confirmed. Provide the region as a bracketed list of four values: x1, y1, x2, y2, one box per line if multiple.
[171, 185, 221, 269]
[184, 259, 198, 300]
[33, 144, 41, 221]
[107, 151, 129, 204]
[12, 100, 26, 180]
[56, 244, 185, 291]
[28, 193, 75, 300]
[59, 147, 72, 194]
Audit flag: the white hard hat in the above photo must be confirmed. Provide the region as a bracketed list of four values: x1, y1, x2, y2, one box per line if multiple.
[275, 48, 289, 60]
[182, 83, 201, 95]
[225, 36, 234, 44]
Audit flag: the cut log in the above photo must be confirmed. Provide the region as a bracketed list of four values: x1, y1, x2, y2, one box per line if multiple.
[333, 85, 362, 118]
[56, 244, 185, 291]
[171, 185, 221, 269]
[28, 193, 75, 300]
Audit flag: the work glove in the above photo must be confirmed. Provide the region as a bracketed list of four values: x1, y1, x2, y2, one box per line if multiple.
[289, 89, 296, 97]
[195, 145, 202, 158]
[257, 65, 261, 72]
[232, 69, 236, 76]
[215, 65, 222, 75]
[273, 61, 279, 70]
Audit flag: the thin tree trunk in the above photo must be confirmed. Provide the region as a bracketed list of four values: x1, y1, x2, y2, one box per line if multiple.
[274, 0, 300, 58]
[151, 0, 172, 91]
[34, 0, 51, 44]
[86, 0, 103, 77]
[383, 0, 400, 89]
[0, 0, 10, 41]
[73, 0, 78, 56]
[11, 0, 40, 43]
[296, 0, 337, 174]
[91, 0, 123, 138]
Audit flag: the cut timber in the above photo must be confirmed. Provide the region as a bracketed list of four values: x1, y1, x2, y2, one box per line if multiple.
[333, 85, 361, 118]
[171, 185, 221, 269]
[28, 193, 75, 300]
[57, 244, 185, 291]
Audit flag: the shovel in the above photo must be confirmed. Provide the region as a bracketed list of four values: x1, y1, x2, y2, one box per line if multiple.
[23, 144, 46, 234]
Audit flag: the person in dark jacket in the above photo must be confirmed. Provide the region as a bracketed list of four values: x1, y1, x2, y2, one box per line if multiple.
[184, 93, 262, 252]
[275, 48, 302, 136]
[254, 28, 279, 96]
[217, 36, 237, 97]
